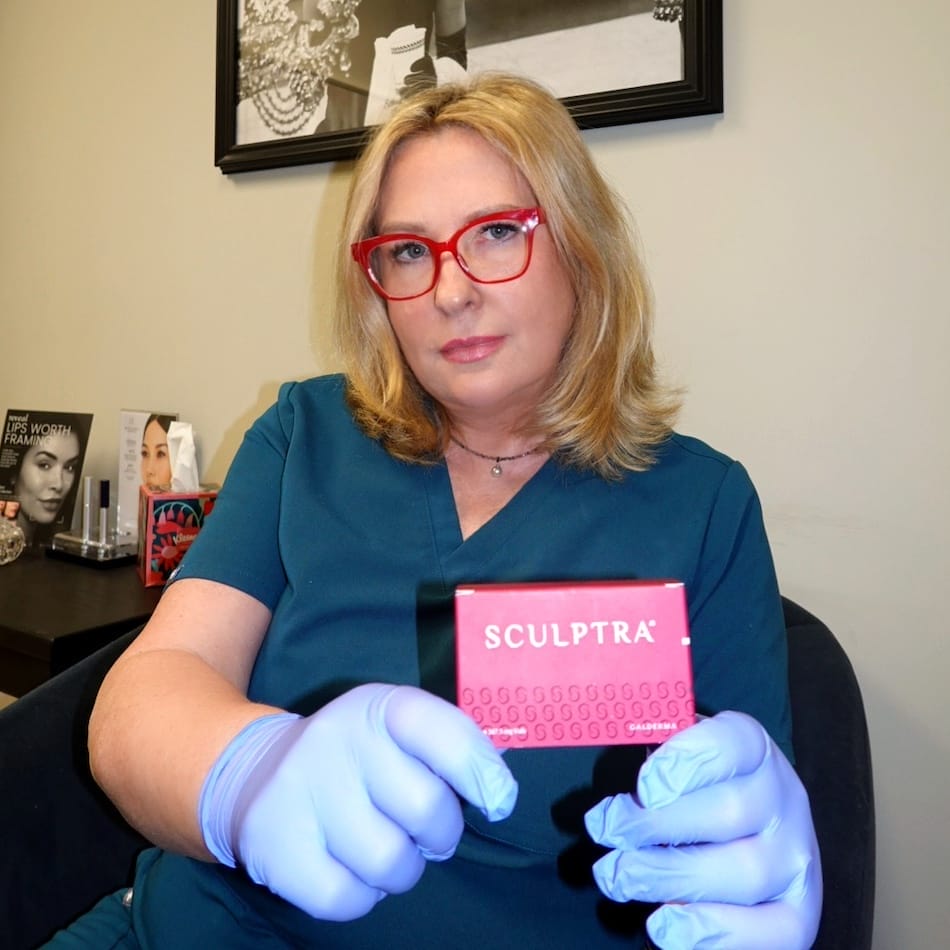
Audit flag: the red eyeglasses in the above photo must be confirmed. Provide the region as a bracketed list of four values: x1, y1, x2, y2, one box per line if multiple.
[351, 207, 547, 301]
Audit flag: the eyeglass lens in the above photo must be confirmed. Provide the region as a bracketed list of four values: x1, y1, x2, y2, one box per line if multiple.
[369, 215, 534, 299]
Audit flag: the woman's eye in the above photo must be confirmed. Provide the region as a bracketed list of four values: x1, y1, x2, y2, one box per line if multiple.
[483, 222, 519, 241]
[391, 241, 429, 263]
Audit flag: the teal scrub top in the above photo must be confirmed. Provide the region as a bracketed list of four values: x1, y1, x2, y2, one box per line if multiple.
[129, 374, 791, 949]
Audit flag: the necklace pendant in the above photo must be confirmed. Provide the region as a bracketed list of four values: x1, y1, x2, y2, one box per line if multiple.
[490, 462, 504, 477]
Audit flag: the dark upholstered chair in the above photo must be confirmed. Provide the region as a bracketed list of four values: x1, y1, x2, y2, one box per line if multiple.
[0, 598, 874, 950]
[784, 598, 876, 948]
[2, 627, 147, 950]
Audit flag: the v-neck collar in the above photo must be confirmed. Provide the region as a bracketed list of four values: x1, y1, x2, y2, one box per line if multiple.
[422, 456, 595, 579]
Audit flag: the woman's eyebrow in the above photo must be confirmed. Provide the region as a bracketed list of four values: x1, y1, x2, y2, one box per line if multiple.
[376, 219, 426, 235]
[32, 450, 80, 466]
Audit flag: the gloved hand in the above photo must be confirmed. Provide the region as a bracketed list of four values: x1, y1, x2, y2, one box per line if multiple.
[199, 683, 518, 921]
[584, 711, 821, 950]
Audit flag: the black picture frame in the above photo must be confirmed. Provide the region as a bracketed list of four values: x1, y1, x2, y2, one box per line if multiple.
[215, 0, 722, 175]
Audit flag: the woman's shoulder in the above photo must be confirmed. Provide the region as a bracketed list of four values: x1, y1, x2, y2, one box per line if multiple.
[276, 373, 348, 405]
[639, 431, 758, 500]
[661, 432, 736, 470]
[240, 374, 355, 453]
[267, 374, 350, 425]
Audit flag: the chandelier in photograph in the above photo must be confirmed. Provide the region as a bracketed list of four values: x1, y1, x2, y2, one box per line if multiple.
[239, 0, 361, 136]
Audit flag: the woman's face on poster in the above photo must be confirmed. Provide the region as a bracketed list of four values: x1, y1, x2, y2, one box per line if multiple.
[14, 431, 81, 524]
[141, 419, 172, 490]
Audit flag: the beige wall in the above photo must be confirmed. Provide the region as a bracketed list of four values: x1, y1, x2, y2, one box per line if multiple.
[2, 3, 948, 947]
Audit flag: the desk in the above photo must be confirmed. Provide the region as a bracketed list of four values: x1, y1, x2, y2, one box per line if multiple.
[0, 553, 162, 697]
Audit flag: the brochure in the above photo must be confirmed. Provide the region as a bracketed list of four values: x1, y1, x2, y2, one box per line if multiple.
[117, 409, 179, 542]
[0, 408, 94, 548]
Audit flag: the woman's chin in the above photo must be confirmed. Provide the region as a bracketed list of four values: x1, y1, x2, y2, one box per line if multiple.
[30, 511, 59, 526]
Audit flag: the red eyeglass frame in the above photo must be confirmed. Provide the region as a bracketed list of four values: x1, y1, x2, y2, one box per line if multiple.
[350, 207, 547, 301]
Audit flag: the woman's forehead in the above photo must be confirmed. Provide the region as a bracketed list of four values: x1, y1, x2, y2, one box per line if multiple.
[25, 431, 80, 459]
[378, 128, 533, 229]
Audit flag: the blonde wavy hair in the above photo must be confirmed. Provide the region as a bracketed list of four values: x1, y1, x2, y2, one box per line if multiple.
[334, 72, 680, 477]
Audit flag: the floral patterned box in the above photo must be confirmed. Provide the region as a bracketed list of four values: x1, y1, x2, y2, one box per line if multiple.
[137, 485, 218, 587]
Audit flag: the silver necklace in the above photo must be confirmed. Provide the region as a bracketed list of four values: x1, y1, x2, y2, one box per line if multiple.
[449, 435, 542, 477]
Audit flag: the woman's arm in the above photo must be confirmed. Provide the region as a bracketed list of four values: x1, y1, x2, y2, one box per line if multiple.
[88, 577, 278, 859]
[91, 577, 519, 923]
[434, 0, 467, 71]
[434, 0, 466, 38]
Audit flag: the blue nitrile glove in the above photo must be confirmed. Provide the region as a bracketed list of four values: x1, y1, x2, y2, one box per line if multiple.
[585, 711, 821, 950]
[199, 683, 518, 921]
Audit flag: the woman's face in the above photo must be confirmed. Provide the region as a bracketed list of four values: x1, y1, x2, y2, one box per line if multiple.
[376, 127, 576, 432]
[14, 432, 81, 524]
[141, 420, 172, 490]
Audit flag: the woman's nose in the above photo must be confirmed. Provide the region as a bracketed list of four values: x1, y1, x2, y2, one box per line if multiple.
[433, 251, 477, 311]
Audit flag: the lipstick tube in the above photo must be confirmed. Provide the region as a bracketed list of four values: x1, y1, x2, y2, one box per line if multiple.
[98, 479, 110, 546]
[81, 476, 94, 543]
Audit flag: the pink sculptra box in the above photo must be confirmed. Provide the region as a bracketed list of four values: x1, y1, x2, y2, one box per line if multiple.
[455, 580, 696, 749]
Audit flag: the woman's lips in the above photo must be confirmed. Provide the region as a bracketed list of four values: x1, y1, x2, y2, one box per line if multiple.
[440, 336, 505, 364]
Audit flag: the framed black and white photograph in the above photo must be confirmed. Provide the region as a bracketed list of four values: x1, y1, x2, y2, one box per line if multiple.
[214, 0, 722, 174]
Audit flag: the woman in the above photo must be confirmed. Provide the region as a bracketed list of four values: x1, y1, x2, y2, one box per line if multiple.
[57, 74, 820, 949]
[8, 426, 82, 548]
[140, 413, 174, 491]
